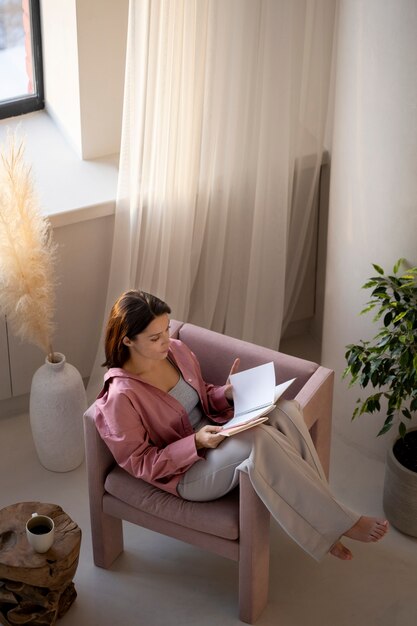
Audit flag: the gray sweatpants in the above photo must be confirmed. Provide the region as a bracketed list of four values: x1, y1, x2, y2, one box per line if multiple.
[177, 399, 359, 561]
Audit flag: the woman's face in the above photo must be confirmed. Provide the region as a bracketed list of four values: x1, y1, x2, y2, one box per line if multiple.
[124, 313, 170, 362]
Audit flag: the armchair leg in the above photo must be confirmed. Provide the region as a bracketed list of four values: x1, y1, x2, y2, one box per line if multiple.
[238, 472, 270, 623]
[91, 512, 124, 569]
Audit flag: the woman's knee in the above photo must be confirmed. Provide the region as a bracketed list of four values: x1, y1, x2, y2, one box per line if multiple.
[270, 399, 305, 427]
[219, 430, 253, 460]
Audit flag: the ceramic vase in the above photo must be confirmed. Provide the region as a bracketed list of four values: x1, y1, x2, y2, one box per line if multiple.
[30, 352, 87, 472]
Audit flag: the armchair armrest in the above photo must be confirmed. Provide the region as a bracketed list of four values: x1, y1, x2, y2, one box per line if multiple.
[84, 406, 124, 567]
[294, 366, 334, 478]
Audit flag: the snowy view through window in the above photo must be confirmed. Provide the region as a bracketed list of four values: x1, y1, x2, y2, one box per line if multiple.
[0, 0, 33, 102]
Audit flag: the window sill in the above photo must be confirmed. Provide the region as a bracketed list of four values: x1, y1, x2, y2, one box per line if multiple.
[0, 110, 118, 228]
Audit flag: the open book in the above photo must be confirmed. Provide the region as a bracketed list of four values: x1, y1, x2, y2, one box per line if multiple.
[222, 362, 296, 437]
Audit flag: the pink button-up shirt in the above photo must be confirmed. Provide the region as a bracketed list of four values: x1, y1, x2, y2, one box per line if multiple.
[95, 339, 233, 496]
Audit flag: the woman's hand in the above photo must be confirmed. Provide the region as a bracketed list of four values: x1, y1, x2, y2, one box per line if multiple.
[195, 425, 226, 449]
[224, 357, 240, 402]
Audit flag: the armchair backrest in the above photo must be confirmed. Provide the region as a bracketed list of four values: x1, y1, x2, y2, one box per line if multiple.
[177, 323, 318, 399]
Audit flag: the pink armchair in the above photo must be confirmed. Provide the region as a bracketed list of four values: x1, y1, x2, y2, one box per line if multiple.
[84, 322, 333, 623]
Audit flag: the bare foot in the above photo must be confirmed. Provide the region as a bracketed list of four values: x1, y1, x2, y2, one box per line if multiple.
[330, 517, 388, 560]
[330, 541, 353, 560]
[344, 516, 389, 543]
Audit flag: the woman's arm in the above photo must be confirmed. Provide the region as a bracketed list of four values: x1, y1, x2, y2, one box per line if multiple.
[96, 391, 202, 490]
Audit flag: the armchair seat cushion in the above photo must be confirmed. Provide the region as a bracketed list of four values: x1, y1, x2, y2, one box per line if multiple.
[104, 465, 240, 540]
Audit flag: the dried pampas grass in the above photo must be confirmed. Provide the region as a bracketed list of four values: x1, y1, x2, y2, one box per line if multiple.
[0, 132, 57, 360]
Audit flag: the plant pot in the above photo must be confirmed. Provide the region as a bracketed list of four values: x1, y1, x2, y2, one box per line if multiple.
[383, 428, 417, 537]
[30, 352, 87, 472]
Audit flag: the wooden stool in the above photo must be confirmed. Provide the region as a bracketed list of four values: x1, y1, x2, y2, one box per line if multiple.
[0, 502, 81, 626]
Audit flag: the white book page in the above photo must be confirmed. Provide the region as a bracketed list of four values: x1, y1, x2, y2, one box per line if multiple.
[222, 415, 270, 436]
[230, 362, 275, 417]
[223, 403, 276, 430]
[274, 378, 297, 402]
[223, 374, 297, 431]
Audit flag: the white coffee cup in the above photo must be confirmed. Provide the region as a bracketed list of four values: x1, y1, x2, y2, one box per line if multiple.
[26, 513, 55, 553]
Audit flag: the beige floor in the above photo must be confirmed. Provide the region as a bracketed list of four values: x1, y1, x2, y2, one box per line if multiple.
[1, 407, 417, 626]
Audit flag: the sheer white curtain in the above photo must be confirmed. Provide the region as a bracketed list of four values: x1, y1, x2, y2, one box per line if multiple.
[88, 0, 337, 399]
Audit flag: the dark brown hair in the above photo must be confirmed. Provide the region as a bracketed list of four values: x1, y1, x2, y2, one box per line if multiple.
[103, 290, 171, 368]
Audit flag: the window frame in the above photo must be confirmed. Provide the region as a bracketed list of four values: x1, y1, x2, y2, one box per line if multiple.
[0, 0, 44, 120]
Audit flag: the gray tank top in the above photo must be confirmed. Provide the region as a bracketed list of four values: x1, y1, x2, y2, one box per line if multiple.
[169, 375, 208, 431]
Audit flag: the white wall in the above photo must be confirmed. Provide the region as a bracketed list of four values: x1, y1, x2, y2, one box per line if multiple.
[41, 0, 129, 159]
[40, 0, 82, 155]
[322, 0, 417, 460]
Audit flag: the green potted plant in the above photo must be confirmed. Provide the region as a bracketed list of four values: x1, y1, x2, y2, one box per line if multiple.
[343, 259, 417, 536]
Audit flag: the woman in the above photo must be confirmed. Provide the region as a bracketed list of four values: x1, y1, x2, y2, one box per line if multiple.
[95, 290, 388, 562]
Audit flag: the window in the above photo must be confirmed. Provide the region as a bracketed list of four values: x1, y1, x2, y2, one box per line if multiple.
[0, 0, 44, 120]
